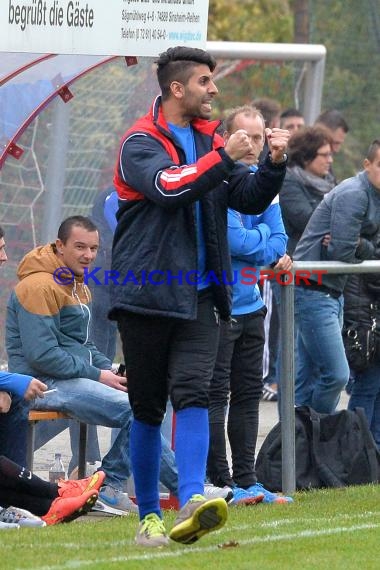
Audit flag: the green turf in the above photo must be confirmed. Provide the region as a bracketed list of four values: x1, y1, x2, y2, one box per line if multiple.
[2, 485, 380, 570]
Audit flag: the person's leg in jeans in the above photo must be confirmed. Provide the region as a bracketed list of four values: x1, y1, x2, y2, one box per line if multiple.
[161, 400, 174, 445]
[295, 287, 349, 413]
[228, 309, 266, 488]
[160, 433, 178, 496]
[159, 400, 178, 496]
[0, 395, 29, 465]
[348, 362, 380, 447]
[207, 319, 239, 488]
[169, 291, 220, 507]
[31, 377, 132, 490]
[265, 285, 280, 388]
[294, 331, 317, 407]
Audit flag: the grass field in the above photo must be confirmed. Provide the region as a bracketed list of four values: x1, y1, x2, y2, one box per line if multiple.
[2, 484, 380, 570]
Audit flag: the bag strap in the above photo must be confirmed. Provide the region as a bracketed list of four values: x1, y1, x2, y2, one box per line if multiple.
[353, 407, 380, 483]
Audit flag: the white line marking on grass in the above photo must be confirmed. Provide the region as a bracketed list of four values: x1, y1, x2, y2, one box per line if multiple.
[19, 522, 380, 570]
[258, 510, 380, 528]
[225, 510, 380, 532]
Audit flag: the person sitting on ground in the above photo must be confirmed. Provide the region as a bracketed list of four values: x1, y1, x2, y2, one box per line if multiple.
[1, 322, 96, 530]
[0, 454, 105, 528]
[207, 105, 293, 506]
[0, 225, 48, 462]
[0, 347, 100, 529]
[0, 370, 47, 463]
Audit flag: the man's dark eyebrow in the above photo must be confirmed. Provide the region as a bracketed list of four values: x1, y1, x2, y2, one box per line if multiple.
[73, 241, 98, 246]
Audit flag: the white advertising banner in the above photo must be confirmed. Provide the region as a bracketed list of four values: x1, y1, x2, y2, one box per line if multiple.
[0, 0, 209, 56]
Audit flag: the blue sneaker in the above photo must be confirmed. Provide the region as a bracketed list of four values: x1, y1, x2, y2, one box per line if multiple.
[230, 486, 264, 506]
[246, 483, 293, 504]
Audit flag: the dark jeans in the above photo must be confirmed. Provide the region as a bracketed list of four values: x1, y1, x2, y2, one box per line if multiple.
[116, 289, 220, 424]
[207, 307, 266, 488]
[0, 393, 101, 474]
[348, 363, 380, 448]
[265, 281, 280, 385]
[0, 395, 29, 466]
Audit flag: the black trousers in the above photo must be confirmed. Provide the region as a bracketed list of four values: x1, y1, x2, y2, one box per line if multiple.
[207, 307, 266, 488]
[116, 290, 220, 425]
[0, 455, 56, 516]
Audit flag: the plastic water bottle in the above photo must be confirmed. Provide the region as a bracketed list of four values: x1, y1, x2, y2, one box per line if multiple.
[49, 452, 66, 483]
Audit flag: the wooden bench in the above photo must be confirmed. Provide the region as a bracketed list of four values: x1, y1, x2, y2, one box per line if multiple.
[27, 410, 88, 479]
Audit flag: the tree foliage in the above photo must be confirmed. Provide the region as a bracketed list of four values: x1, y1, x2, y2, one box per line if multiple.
[309, 0, 380, 178]
[208, 0, 377, 179]
[208, 0, 293, 42]
[207, 0, 295, 119]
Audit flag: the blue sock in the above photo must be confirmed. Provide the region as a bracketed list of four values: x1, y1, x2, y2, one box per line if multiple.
[175, 407, 209, 507]
[130, 419, 161, 520]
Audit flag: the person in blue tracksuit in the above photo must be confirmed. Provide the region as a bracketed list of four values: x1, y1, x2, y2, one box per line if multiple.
[207, 105, 293, 505]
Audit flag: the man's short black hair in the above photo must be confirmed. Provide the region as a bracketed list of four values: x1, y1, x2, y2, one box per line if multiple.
[0, 226, 4, 240]
[156, 46, 216, 100]
[57, 216, 98, 244]
[280, 108, 304, 120]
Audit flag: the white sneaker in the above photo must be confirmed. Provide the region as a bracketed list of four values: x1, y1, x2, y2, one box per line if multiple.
[204, 483, 233, 503]
[0, 506, 46, 528]
[0, 521, 19, 530]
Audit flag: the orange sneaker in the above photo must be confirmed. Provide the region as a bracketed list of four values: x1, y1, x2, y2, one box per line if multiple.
[42, 490, 98, 525]
[58, 470, 106, 498]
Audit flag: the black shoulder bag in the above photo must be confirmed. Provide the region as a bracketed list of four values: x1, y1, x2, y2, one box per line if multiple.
[255, 406, 380, 492]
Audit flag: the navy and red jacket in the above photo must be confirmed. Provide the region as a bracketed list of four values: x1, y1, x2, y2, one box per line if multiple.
[110, 96, 286, 321]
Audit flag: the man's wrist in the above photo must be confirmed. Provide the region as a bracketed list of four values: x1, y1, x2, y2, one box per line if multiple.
[268, 152, 288, 165]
